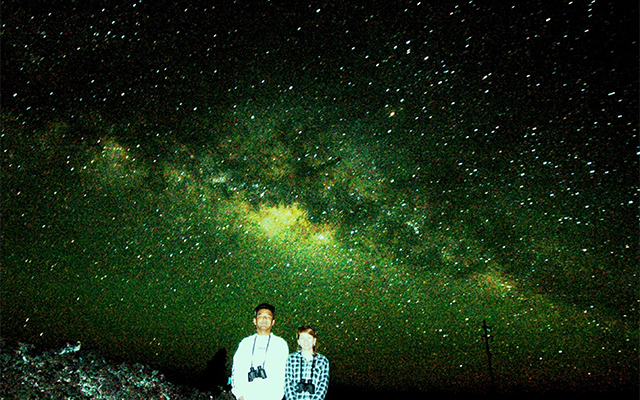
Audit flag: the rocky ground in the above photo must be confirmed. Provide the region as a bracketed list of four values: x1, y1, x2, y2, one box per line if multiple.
[0, 338, 232, 399]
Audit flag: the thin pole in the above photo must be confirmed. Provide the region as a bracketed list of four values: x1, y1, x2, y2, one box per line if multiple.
[482, 319, 496, 392]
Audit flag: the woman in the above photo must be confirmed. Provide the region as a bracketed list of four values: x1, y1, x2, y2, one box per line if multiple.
[284, 326, 329, 400]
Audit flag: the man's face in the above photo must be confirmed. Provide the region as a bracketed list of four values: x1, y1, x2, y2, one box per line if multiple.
[253, 309, 275, 335]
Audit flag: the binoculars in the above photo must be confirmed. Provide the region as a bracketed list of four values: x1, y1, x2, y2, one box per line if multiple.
[295, 379, 315, 394]
[248, 366, 267, 382]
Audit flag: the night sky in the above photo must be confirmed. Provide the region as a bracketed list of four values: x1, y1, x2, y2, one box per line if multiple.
[1, 0, 638, 396]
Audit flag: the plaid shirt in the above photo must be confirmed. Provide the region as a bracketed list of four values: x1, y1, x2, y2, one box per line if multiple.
[284, 350, 329, 400]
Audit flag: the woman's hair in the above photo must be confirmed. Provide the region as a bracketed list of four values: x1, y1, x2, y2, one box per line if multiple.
[297, 325, 318, 353]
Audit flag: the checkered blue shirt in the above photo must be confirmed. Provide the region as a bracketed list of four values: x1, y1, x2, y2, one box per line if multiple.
[284, 350, 329, 400]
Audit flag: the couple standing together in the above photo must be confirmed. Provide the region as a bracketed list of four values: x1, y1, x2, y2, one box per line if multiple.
[231, 303, 329, 400]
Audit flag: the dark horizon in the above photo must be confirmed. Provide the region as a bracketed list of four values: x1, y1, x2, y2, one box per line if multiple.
[2, 335, 637, 399]
[2, 0, 637, 396]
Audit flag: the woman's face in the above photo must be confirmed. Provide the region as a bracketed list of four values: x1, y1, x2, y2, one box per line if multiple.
[298, 331, 316, 352]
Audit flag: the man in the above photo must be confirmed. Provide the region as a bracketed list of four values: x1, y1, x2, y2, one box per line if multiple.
[231, 303, 289, 400]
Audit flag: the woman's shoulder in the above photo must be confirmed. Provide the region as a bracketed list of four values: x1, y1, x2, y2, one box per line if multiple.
[287, 349, 303, 359]
[315, 353, 329, 363]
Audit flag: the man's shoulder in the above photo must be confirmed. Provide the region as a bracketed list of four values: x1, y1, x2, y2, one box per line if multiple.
[238, 334, 257, 345]
[270, 333, 286, 341]
[270, 333, 289, 346]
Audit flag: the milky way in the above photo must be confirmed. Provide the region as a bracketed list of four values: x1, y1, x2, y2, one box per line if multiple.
[2, 0, 637, 395]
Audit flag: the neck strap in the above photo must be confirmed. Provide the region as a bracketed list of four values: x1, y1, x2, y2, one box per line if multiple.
[299, 352, 316, 381]
[250, 334, 271, 368]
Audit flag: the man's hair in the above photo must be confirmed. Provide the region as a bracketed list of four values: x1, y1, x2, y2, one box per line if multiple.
[254, 303, 276, 318]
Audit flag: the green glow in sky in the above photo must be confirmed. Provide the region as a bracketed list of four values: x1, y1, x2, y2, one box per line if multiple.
[1, 1, 637, 395]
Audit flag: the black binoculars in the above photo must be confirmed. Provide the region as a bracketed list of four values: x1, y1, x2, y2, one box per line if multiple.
[295, 379, 315, 394]
[248, 366, 267, 382]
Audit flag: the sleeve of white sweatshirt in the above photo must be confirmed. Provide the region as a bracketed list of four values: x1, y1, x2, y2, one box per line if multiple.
[231, 336, 253, 399]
